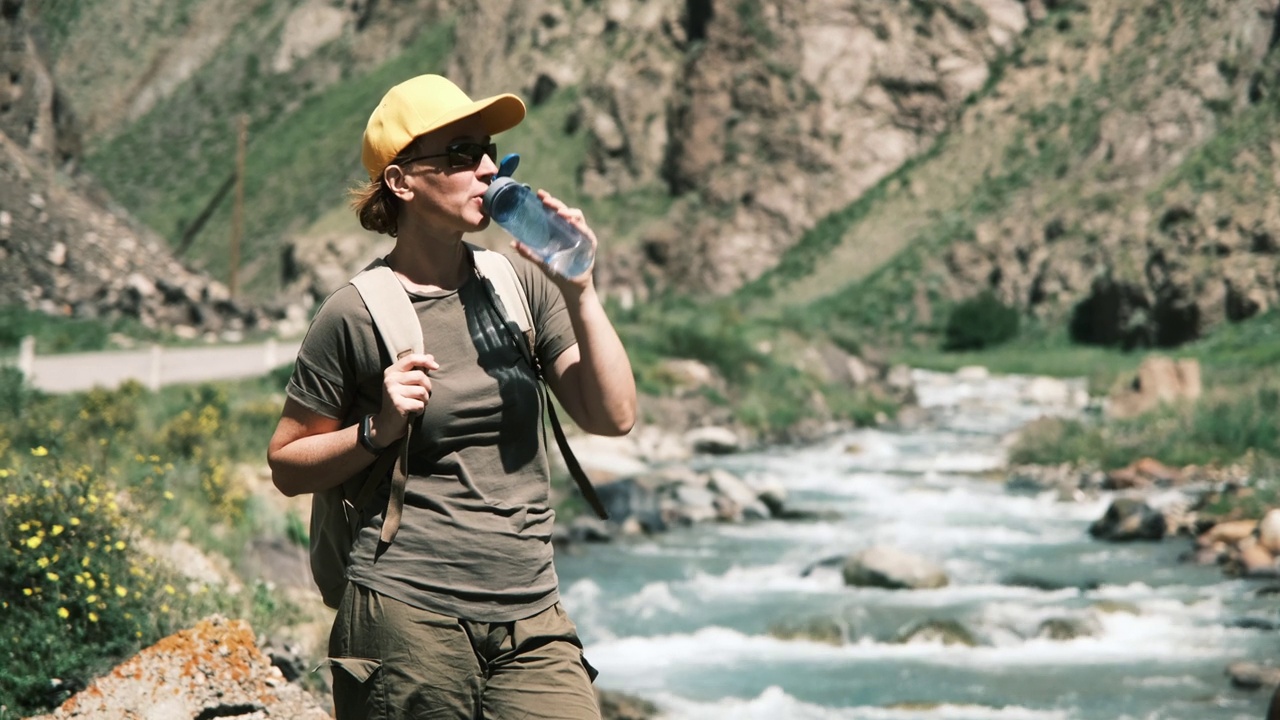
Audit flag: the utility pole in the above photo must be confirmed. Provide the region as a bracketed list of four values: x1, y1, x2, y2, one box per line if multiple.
[230, 113, 248, 300]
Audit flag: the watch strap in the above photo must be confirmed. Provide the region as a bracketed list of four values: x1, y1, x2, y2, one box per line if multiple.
[358, 413, 380, 454]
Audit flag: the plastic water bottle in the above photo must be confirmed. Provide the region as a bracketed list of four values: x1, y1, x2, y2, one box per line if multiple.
[482, 174, 594, 280]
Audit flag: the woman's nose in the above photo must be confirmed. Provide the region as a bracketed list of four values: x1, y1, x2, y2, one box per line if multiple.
[476, 152, 498, 179]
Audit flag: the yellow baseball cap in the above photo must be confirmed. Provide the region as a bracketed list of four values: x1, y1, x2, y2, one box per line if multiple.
[361, 74, 526, 180]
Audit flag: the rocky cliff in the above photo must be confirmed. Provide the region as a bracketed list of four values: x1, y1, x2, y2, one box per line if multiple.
[3, 0, 1037, 330]
[0, 0, 272, 340]
[3, 0, 1278, 348]
[925, 0, 1280, 347]
[446, 0, 1034, 296]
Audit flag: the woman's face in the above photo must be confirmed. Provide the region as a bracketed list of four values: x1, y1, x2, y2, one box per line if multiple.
[389, 114, 498, 235]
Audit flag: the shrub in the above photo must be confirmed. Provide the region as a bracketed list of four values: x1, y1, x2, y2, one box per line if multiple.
[0, 458, 185, 714]
[944, 291, 1021, 351]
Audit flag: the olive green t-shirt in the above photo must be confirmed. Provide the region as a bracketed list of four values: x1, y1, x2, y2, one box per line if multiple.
[286, 252, 576, 622]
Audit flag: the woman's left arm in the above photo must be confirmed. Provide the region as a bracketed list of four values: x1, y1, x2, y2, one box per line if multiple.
[514, 191, 637, 437]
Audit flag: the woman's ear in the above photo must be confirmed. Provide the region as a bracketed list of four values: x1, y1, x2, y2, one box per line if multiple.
[383, 165, 414, 201]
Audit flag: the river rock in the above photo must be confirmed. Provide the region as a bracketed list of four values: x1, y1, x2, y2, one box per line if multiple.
[595, 476, 667, 533]
[597, 689, 659, 720]
[1105, 356, 1202, 419]
[768, 617, 847, 646]
[842, 546, 949, 590]
[706, 468, 771, 521]
[1104, 457, 1185, 490]
[1089, 498, 1167, 542]
[1199, 519, 1259, 547]
[684, 426, 742, 454]
[1226, 661, 1280, 690]
[1236, 539, 1279, 578]
[1258, 509, 1280, 554]
[894, 619, 976, 646]
[1036, 616, 1101, 641]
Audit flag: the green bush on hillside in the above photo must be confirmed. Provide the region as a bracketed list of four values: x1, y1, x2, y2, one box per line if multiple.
[0, 372, 304, 716]
[0, 459, 186, 712]
[944, 292, 1021, 351]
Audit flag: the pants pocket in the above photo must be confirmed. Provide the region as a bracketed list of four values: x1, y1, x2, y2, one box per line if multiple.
[325, 656, 382, 720]
[326, 656, 382, 683]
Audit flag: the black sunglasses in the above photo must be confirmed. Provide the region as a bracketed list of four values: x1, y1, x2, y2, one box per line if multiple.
[399, 142, 497, 170]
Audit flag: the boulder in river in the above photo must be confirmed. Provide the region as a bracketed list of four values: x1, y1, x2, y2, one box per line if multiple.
[1226, 661, 1280, 690]
[1036, 616, 1101, 641]
[1258, 508, 1280, 554]
[842, 546, 949, 590]
[1089, 498, 1167, 541]
[894, 619, 977, 647]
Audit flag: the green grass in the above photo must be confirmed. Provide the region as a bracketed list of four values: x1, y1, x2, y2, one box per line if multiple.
[1004, 310, 1280, 473]
[0, 306, 162, 355]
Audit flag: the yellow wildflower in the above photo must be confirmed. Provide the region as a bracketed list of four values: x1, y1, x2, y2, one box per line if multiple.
[114, 541, 126, 551]
[37, 557, 49, 568]
[46, 572, 58, 582]
[22, 588, 32, 596]
[163, 491, 174, 500]
[25, 536, 41, 549]
[18, 522, 29, 532]
[88, 612, 98, 622]
[86, 594, 98, 603]
[57, 607, 69, 619]
[160, 604, 170, 613]
[70, 517, 80, 526]
[164, 584, 176, 595]
[51, 525, 64, 536]
[115, 586, 128, 598]
[30, 446, 48, 457]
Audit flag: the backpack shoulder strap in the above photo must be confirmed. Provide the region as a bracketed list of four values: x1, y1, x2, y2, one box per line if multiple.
[350, 259, 424, 360]
[465, 243, 609, 521]
[469, 243, 536, 359]
[347, 257, 422, 545]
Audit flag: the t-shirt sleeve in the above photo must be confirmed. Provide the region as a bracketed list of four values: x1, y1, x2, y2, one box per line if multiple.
[508, 252, 577, 367]
[285, 285, 380, 422]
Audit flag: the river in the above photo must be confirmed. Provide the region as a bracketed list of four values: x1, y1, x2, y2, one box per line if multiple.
[555, 369, 1277, 719]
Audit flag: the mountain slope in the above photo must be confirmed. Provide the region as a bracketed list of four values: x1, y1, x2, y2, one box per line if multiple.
[749, 0, 1280, 350]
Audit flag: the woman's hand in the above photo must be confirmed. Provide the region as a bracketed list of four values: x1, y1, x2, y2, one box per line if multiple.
[511, 189, 598, 293]
[370, 352, 439, 448]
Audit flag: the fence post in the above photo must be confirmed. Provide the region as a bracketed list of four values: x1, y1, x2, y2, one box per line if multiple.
[17, 336, 34, 378]
[148, 345, 162, 391]
[265, 338, 277, 370]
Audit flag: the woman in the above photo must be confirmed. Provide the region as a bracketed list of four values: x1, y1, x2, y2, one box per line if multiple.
[267, 74, 636, 720]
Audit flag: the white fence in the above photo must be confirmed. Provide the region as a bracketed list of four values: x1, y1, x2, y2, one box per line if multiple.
[8, 336, 301, 393]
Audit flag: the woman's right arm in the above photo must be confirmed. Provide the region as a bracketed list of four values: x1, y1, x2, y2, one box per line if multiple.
[267, 399, 372, 497]
[267, 352, 439, 497]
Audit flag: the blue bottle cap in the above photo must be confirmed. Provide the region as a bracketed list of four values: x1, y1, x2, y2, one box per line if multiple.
[497, 153, 520, 179]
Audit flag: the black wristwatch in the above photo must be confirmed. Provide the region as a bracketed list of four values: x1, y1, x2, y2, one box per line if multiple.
[358, 413, 382, 454]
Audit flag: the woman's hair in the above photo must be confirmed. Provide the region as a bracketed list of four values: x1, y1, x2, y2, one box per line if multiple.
[350, 177, 400, 237]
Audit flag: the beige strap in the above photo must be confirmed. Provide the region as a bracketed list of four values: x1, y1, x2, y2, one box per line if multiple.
[350, 260, 425, 546]
[380, 423, 411, 544]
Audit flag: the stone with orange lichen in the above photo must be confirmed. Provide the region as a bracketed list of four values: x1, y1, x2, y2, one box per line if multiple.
[27, 616, 331, 720]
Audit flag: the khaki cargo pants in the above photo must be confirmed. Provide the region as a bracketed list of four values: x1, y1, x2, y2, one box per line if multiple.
[327, 583, 601, 720]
